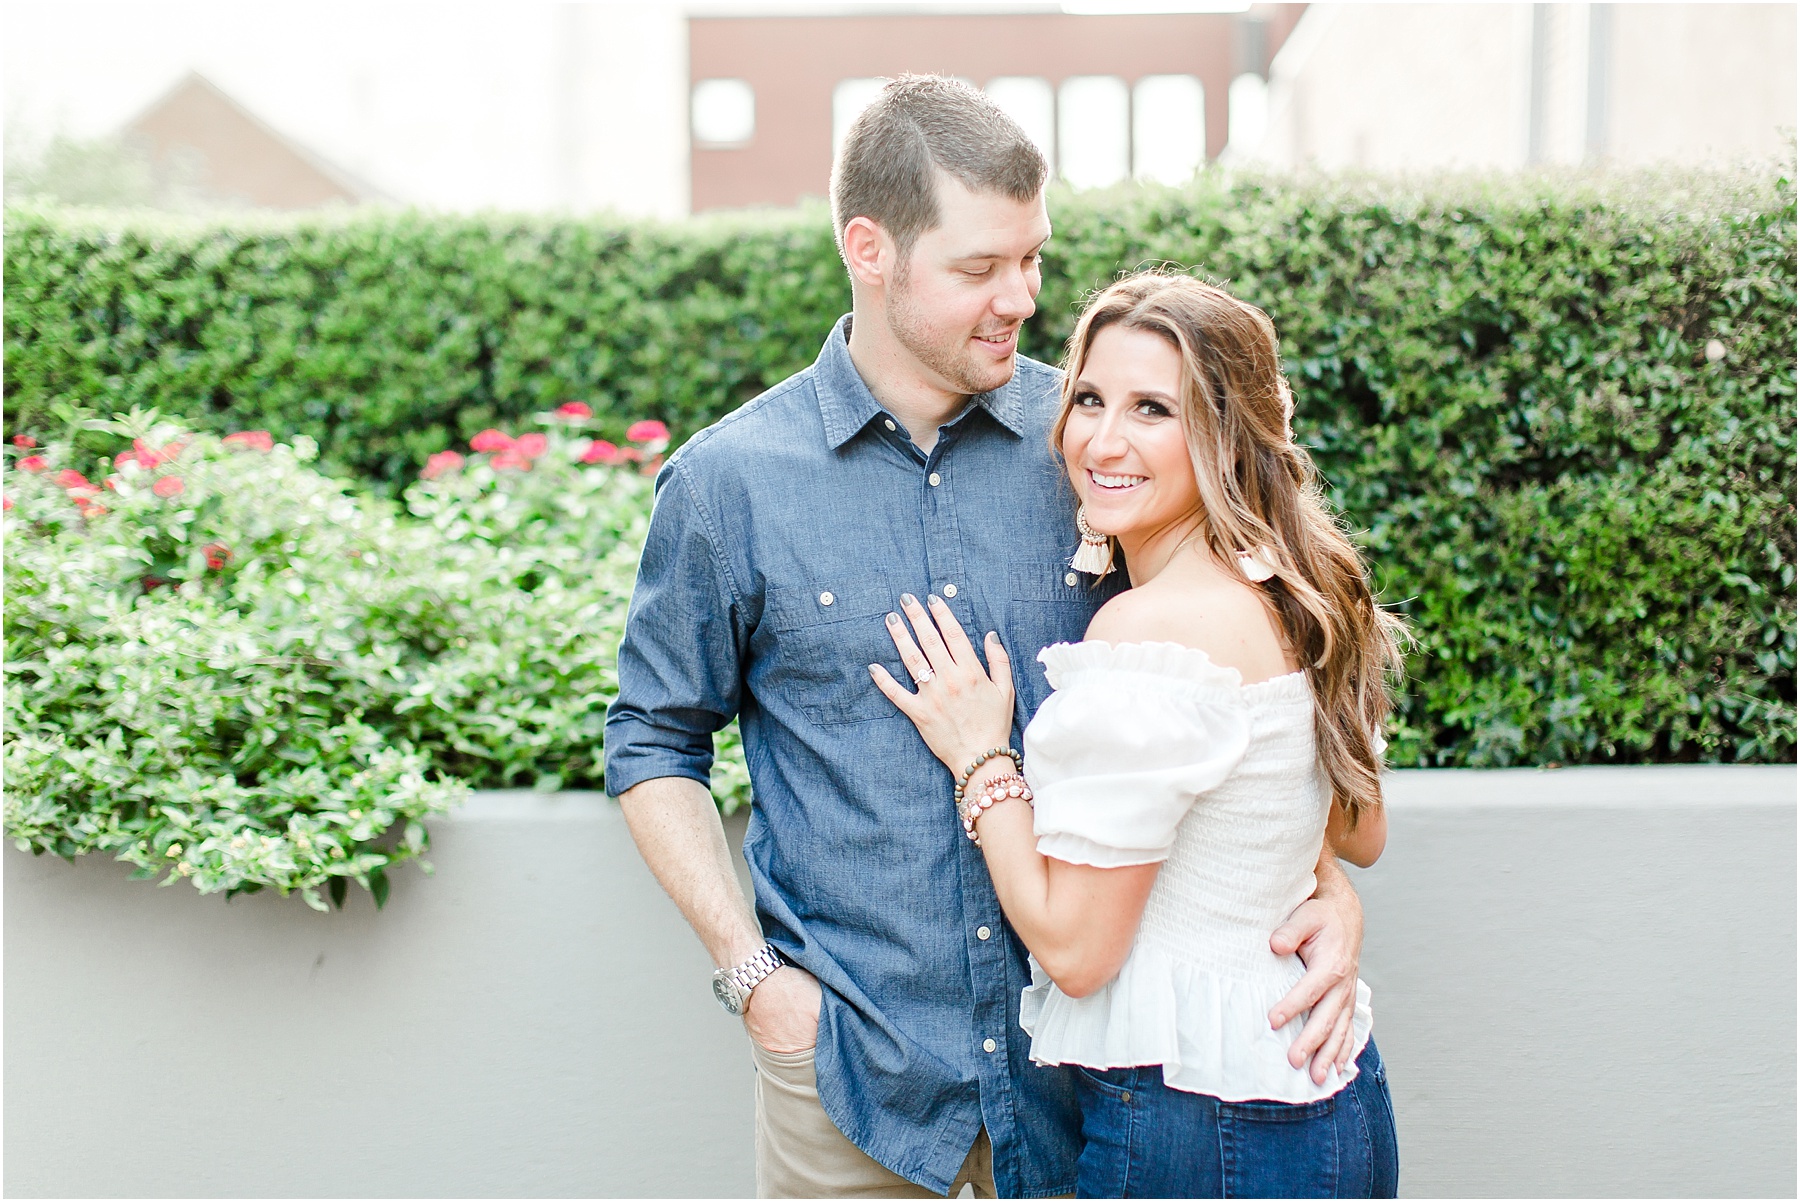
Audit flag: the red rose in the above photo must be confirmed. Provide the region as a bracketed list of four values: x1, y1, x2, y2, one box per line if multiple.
[203, 542, 232, 570]
[421, 450, 465, 480]
[152, 476, 185, 498]
[223, 430, 273, 453]
[490, 448, 531, 472]
[626, 420, 670, 444]
[56, 469, 93, 490]
[133, 439, 171, 468]
[78, 502, 106, 519]
[12, 435, 36, 448]
[142, 576, 165, 592]
[556, 402, 593, 419]
[2, 496, 12, 510]
[17, 456, 48, 472]
[115, 451, 136, 468]
[580, 439, 623, 465]
[514, 432, 549, 459]
[470, 429, 514, 453]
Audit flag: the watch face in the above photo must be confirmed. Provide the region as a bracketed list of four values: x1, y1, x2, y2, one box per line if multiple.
[713, 973, 743, 1015]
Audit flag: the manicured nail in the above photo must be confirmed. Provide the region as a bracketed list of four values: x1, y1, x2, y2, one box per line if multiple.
[868, 664, 880, 676]
[927, 594, 943, 607]
[900, 593, 916, 606]
[986, 631, 998, 642]
[887, 612, 901, 625]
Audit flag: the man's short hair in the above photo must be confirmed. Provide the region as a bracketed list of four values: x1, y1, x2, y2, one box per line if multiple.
[830, 74, 1049, 263]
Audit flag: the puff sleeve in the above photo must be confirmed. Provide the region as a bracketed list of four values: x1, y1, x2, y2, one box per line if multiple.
[1022, 674, 1251, 868]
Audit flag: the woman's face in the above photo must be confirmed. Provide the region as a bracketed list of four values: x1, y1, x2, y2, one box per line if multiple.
[1061, 322, 1201, 540]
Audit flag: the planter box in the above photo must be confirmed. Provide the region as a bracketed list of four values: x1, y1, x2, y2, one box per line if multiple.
[6, 766, 1794, 1198]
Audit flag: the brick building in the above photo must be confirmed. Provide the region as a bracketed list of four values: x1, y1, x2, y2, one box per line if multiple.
[688, 6, 1306, 212]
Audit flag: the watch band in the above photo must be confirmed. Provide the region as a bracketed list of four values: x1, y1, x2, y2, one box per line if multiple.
[726, 944, 784, 993]
[713, 943, 784, 1014]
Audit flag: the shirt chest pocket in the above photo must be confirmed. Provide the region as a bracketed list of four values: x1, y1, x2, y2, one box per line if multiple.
[1005, 560, 1104, 712]
[761, 577, 902, 726]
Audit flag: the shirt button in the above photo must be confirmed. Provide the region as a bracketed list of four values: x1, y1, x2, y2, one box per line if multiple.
[884, 419, 897, 431]
[928, 472, 941, 487]
[1065, 572, 1079, 587]
[983, 1038, 997, 1053]
[819, 591, 834, 606]
[942, 583, 958, 598]
[976, 925, 991, 941]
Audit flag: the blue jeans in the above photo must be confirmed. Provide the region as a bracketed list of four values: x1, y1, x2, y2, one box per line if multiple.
[1071, 1039, 1399, 1198]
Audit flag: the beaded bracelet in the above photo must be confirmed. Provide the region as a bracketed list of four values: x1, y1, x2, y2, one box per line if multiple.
[960, 772, 1034, 846]
[953, 747, 1024, 808]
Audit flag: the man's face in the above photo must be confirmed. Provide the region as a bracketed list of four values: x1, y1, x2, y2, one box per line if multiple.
[884, 173, 1051, 397]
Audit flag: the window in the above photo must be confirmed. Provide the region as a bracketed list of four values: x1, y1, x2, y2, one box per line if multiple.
[691, 79, 755, 148]
[1225, 73, 1269, 160]
[1058, 75, 1129, 190]
[833, 78, 887, 158]
[1133, 75, 1206, 184]
[985, 77, 1056, 169]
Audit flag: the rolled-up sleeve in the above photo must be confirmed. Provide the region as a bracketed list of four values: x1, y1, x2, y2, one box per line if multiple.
[603, 461, 745, 797]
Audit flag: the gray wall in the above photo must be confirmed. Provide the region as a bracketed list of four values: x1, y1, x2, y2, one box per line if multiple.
[6, 765, 1794, 1198]
[1364, 766, 1794, 1197]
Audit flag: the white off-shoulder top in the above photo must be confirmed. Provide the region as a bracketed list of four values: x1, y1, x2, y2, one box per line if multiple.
[1017, 640, 1373, 1104]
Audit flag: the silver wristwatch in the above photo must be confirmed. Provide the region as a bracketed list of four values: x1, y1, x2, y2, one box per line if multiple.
[712, 944, 784, 1016]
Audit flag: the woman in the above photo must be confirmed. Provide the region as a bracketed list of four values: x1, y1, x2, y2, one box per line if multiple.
[868, 272, 1405, 1198]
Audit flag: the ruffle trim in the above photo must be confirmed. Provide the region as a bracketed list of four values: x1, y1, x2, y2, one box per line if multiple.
[1035, 829, 1170, 868]
[1018, 944, 1372, 1104]
[1038, 640, 1308, 702]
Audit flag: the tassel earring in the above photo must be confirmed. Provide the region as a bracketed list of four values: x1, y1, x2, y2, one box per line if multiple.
[1236, 548, 1277, 582]
[1072, 506, 1115, 578]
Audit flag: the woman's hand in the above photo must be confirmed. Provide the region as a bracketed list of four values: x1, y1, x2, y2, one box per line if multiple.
[869, 593, 1017, 773]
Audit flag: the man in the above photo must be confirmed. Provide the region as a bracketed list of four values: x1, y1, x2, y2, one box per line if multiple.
[605, 75, 1368, 1199]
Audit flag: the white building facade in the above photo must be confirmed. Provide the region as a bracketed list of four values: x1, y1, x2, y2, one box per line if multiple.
[1250, 3, 1796, 172]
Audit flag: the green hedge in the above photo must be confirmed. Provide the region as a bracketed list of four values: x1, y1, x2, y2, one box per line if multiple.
[3, 206, 849, 487]
[4, 414, 751, 904]
[5, 169, 1794, 768]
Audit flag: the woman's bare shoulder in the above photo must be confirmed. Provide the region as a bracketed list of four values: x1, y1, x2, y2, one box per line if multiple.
[1085, 568, 1293, 682]
[1083, 581, 1172, 645]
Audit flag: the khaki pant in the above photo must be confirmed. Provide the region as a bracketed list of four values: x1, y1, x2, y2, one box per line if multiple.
[751, 1039, 997, 1199]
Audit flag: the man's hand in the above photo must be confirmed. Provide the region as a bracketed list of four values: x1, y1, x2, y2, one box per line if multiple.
[1268, 857, 1363, 1085]
[743, 964, 823, 1055]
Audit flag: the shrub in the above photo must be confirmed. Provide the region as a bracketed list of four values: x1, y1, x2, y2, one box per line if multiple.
[4, 167, 1793, 767]
[3, 414, 749, 906]
[2, 205, 846, 490]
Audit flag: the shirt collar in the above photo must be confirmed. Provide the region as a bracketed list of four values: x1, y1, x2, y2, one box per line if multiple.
[813, 314, 1029, 450]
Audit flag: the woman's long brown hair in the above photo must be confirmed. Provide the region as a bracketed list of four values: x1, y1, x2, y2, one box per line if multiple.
[1052, 271, 1407, 827]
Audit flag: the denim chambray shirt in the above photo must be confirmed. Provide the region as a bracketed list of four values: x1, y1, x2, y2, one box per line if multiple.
[605, 317, 1124, 1197]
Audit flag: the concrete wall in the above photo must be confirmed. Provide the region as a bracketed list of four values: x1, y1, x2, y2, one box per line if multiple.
[6, 765, 1793, 1198]
[1261, 4, 1535, 172]
[1259, 3, 1796, 171]
[1607, 4, 1799, 167]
